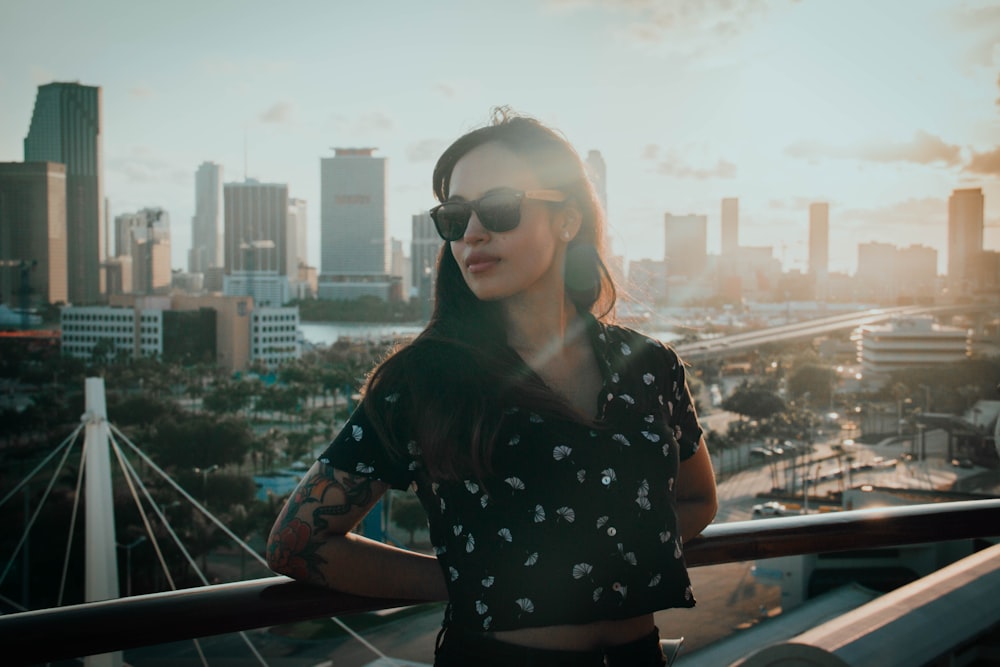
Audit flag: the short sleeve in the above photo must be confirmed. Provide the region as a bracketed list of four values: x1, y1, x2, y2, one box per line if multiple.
[661, 345, 703, 462]
[317, 397, 415, 491]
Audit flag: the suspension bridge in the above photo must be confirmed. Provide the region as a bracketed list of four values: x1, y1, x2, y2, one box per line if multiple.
[0, 377, 424, 667]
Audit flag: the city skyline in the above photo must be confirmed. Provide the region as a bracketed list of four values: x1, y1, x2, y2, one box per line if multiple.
[1, 0, 998, 277]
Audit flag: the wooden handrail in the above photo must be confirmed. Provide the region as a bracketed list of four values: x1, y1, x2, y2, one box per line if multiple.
[2, 499, 998, 666]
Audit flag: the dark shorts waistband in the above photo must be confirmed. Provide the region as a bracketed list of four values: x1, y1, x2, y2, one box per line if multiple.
[434, 624, 667, 667]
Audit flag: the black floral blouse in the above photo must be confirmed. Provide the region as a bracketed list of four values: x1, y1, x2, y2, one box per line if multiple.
[319, 317, 703, 632]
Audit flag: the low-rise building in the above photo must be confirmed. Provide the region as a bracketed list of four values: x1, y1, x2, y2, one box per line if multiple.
[61, 295, 300, 371]
[856, 316, 969, 382]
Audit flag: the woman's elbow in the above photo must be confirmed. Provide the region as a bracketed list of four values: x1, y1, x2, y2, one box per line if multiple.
[265, 517, 318, 580]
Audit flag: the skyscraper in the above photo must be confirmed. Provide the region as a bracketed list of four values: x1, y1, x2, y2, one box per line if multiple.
[410, 211, 439, 301]
[24, 82, 104, 304]
[808, 202, 829, 278]
[288, 197, 308, 272]
[319, 148, 396, 300]
[131, 211, 171, 295]
[223, 180, 290, 306]
[114, 209, 152, 258]
[585, 150, 607, 215]
[663, 213, 708, 278]
[947, 188, 984, 290]
[189, 162, 223, 273]
[721, 198, 739, 256]
[585, 150, 610, 253]
[321, 148, 386, 275]
[0, 162, 68, 306]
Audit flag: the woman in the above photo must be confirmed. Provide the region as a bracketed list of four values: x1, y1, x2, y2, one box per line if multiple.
[266, 110, 718, 666]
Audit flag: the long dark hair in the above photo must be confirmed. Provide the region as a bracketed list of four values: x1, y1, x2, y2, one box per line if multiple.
[365, 109, 618, 481]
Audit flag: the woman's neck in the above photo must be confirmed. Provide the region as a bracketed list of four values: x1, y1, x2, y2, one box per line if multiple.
[503, 293, 587, 370]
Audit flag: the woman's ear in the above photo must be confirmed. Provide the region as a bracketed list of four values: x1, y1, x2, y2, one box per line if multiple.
[558, 200, 583, 242]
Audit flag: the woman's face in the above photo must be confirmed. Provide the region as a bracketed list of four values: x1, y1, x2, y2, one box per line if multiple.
[446, 142, 575, 303]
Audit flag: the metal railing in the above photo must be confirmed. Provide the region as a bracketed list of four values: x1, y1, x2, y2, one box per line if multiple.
[2, 499, 999, 665]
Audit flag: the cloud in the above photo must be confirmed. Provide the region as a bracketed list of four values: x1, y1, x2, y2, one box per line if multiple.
[965, 146, 1000, 176]
[29, 65, 56, 85]
[548, 0, 784, 52]
[199, 57, 293, 77]
[357, 111, 394, 134]
[950, 4, 1000, 68]
[785, 131, 962, 166]
[838, 197, 946, 229]
[406, 139, 446, 163]
[768, 197, 827, 211]
[433, 83, 457, 98]
[328, 111, 395, 139]
[996, 72, 1000, 108]
[655, 151, 737, 179]
[129, 85, 154, 99]
[259, 102, 294, 124]
[641, 144, 659, 160]
[107, 147, 189, 187]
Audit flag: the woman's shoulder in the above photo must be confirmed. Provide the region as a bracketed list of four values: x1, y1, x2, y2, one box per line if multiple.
[368, 334, 488, 398]
[597, 320, 681, 366]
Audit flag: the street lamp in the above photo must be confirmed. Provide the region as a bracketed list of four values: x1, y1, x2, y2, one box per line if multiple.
[117, 535, 147, 597]
[193, 464, 219, 503]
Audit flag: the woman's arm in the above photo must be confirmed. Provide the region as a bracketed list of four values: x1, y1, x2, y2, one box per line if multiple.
[266, 461, 448, 601]
[674, 437, 718, 543]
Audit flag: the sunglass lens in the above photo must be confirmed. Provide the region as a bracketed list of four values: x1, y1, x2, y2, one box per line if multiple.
[478, 194, 521, 233]
[433, 204, 471, 241]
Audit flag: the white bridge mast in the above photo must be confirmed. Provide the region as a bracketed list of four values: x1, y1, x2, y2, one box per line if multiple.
[83, 377, 122, 667]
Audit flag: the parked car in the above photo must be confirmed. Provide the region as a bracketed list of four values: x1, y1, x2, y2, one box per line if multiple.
[750, 447, 773, 461]
[752, 501, 788, 517]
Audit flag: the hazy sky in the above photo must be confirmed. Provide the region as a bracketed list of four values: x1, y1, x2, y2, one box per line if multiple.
[2, 0, 998, 276]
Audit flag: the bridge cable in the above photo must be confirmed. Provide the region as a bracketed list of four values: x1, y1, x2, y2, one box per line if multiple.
[110, 424, 404, 666]
[111, 424, 266, 566]
[0, 428, 80, 588]
[0, 424, 83, 510]
[109, 433, 269, 667]
[57, 439, 88, 606]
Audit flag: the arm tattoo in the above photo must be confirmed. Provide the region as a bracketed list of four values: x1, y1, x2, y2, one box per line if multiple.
[312, 472, 375, 530]
[267, 468, 376, 583]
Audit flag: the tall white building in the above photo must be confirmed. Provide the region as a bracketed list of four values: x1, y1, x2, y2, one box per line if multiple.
[288, 197, 308, 271]
[112, 208, 170, 295]
[114, 210, 146, 258]
[189, 162, 223, 273]
[585, 150, 609, 254]
[721, 197, 739, 257]
[664, 213, 708, 278]
[809, 202, 829, 278]
[223, 179, 290, 306]
[411, 210, 439, 302]
[390, 238, 411, 300]
[948, 188, 984, 291]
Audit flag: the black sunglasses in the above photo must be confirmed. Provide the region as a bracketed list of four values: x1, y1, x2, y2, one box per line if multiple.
[429, 189, 567, 242]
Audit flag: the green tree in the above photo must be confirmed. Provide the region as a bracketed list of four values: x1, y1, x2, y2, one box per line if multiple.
[722, 382, 786, 421]
[390, 494, 427, 545]
[786, 364, 837, 407]
[147, 415, 254, 470]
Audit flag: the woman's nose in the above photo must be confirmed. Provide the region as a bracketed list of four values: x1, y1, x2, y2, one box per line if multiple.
[462, 212, 489, 244]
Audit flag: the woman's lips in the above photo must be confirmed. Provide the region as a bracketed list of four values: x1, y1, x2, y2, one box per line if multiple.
[466, 253, 499, 274]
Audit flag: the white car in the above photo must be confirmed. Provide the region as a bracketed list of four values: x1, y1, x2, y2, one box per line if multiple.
[752, 501, 788, 517]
